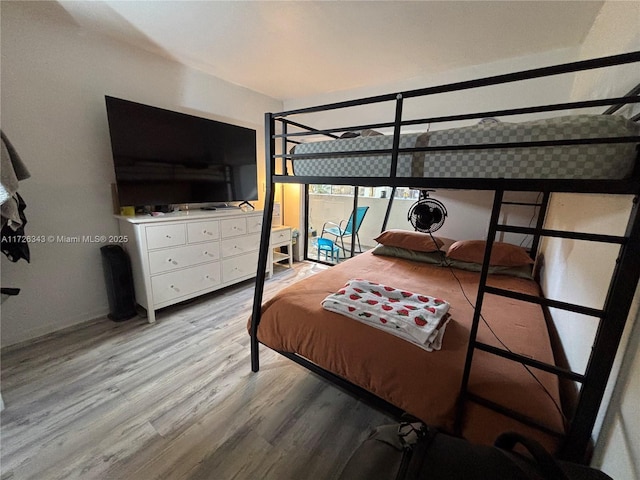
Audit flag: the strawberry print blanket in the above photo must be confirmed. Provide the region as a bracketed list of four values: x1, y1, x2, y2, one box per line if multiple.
[321, 279, 451, 351]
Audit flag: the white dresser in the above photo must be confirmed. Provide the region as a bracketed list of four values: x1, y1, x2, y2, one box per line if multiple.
[117, 209, 264, 323]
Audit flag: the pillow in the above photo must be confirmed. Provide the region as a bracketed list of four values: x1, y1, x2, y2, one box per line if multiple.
[372, 245, 533, 279]
[372, 245, 445, 265]
[445, 258, 534, 280]
[339, 129, 383, 139]
[446, 240, 533, 267]
[339, 131, 360, 139]
[360, 129, 383, 137]
[478, 117, 500, 125]
[437, 237, 456, 253]
[374, 230, 443, 253]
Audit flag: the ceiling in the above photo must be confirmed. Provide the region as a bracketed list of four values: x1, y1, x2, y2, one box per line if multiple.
[56, 1, 606, 101]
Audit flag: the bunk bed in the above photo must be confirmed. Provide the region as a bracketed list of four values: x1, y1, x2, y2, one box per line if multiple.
[249, 52, 640, 464]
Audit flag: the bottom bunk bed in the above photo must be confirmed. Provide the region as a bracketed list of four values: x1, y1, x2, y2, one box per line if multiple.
[250, 240, 566, 452]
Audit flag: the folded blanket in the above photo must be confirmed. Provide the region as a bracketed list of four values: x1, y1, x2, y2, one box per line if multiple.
[321, 279, 451, 351]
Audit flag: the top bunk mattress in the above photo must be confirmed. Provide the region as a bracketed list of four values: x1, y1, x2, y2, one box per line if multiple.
[289, 115, 639, 180]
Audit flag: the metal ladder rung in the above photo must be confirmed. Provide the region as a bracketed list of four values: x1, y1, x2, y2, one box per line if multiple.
[474, 341, 585, 382]
[466, 392, 565, 438]
[496, 224, 627, 244]
[483, 286, 604, 317]
[501, 201, 544, 207]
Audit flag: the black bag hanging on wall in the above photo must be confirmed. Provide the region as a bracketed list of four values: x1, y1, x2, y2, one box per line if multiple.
[338, 421, 612, 480]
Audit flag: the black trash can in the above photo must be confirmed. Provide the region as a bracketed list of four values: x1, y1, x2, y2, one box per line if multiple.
[100, 244, 137, 321]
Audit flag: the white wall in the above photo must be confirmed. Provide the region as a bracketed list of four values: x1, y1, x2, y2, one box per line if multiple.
[283, 47, 580, 130]
[0, 2, 282, 347]
[282, 48, 580, 247]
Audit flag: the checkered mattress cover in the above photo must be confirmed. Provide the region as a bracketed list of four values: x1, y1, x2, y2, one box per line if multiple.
[289, 115, 639, 179]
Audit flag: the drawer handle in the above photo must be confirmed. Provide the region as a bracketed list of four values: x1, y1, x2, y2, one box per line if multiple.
[165, 235, 172, 239]
[168, 258, 178, 265]
[170, 284, 180, 292]
[203, 230, 213, 236]
[204, 251, 214, 257]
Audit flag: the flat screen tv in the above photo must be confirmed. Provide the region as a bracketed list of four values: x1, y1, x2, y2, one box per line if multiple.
[105, 96, 258, 208]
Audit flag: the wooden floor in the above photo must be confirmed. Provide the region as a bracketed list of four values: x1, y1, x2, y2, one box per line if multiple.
[1, 262, 393, 480]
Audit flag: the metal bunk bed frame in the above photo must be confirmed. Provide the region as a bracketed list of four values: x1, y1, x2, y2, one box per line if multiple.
[250, 51, 640, 463]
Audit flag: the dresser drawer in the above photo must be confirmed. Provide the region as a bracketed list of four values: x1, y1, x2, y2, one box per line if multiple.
[271, 227, 291, 245]
[151, 262, 221, 305]
[187, 220, 219, 243]
[221, 234, 260, 257]
[222, 251, 259, 283]
[148, 241, 220, 275]
[247, 214, 263, 234]
[146, 224, 186, 250]
[220, 218, 247, 238]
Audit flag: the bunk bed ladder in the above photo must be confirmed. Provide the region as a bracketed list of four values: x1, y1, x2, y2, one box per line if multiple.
[456, 187, 640, 463]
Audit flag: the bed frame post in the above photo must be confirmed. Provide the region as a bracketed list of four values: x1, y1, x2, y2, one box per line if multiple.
[348, 187, 360, 258]
[381, 187, 397, 232]
[304, 184, 310, 260]
[559, 194, 640, 462]
[250, 112, 277, 373]
[375, 95, 404, 237]
[281, 121, 288, 175]
[390, 94, 404, 178]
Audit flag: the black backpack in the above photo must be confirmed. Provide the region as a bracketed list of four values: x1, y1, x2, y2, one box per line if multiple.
[338, 421, 612, 480]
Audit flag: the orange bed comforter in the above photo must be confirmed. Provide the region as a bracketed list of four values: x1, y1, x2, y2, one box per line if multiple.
[253, 251, 565, 450]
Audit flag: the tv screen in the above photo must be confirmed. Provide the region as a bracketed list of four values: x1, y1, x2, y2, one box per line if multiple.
[105, 96, 258, 207]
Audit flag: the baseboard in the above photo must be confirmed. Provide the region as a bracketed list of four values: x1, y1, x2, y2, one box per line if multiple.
[0, 310, 109, 352]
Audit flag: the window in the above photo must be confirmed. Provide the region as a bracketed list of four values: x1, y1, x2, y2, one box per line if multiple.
[306, 185, 420, 264]
[309, 185, 419, 200]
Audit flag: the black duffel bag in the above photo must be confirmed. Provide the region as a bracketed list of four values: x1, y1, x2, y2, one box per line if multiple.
[338, 421, 612, 480]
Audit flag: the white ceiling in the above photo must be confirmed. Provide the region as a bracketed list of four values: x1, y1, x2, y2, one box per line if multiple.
[57, 0, 606, 101]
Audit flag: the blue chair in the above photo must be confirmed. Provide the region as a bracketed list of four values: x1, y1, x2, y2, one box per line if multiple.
[321, 206, 369, 258]
[316, 237, 340, 262]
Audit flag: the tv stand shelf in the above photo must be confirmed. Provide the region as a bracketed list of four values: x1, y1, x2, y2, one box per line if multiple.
[116, 209, 263, 323]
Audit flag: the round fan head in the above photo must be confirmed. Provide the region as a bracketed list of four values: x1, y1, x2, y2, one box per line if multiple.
[407, 198, 447, 233]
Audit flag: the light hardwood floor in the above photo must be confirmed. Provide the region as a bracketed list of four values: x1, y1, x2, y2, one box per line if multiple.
[1, 262, 393, 480]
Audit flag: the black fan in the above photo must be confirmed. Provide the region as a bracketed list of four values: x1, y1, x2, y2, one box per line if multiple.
[407, 191, 447, 233]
